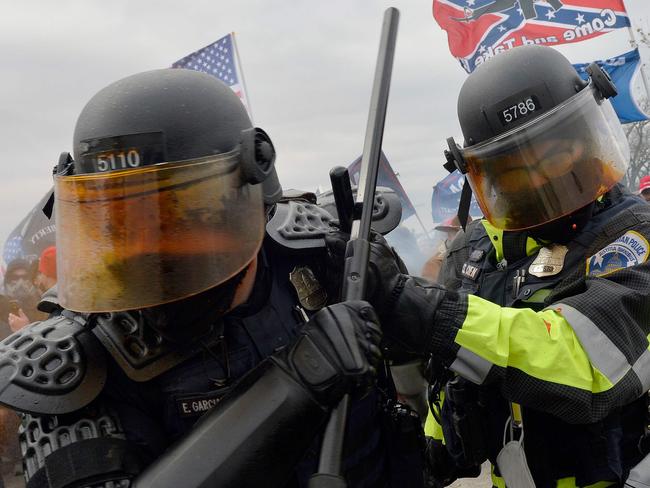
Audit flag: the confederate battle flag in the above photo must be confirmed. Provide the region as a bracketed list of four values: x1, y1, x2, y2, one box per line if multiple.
[433, 0, 630, 72]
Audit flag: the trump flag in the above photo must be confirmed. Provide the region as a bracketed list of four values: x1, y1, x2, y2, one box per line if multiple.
[573, 49, 649, 124]
[433, 0, 630, 73]
[347, 152, 417, 220]
[431, 170, 482, 222]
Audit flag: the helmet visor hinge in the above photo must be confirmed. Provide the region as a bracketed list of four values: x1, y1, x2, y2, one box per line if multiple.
[586, 62, 617, 100]
[444, 137, 467, 174]
[56, 152, 75, 176]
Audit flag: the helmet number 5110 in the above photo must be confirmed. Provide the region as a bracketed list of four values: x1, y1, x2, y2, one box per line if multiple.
[96, 150, 141, 171]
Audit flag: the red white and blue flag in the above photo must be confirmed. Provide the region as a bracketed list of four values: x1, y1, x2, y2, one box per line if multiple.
[347, 152, 417, 220]
[172, 33, 251, 117]
[433, 0, 631, 73]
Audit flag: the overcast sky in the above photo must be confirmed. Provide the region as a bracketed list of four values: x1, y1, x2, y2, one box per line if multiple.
[0, 0, 648, 252]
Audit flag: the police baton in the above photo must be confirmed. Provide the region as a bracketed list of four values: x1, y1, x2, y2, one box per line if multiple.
[308, 7, 399, 488]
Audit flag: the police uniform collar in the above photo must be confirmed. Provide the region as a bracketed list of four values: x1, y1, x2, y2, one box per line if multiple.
[481, 220, 544, 264]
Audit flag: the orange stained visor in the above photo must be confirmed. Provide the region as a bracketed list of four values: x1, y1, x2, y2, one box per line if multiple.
[54, 152, 265, 312]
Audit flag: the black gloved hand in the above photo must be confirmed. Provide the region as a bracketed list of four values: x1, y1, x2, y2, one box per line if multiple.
[326, 227, 453, 361]
[274, 300, 382, 407]
[325, 226, 407, 309]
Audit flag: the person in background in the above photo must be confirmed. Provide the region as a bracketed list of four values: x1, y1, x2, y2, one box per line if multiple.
[0, 295, 11, 339]
[7, 246, 60, 330]
[0, 294, 22, 487]
[3, 259, 41, 331]
[34, 246, 56, 294]
[639, 175, 650, 202]
[421, 215, 469, 282]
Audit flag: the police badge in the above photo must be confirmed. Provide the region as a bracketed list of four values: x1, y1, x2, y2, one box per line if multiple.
[289, 266, 328, 311]
[528, 244, 568, 278]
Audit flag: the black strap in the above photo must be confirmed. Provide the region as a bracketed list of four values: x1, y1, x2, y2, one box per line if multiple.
[27, 438, 146, 488]
[42, 190, 54, 219]
[458, 178, 472, 231]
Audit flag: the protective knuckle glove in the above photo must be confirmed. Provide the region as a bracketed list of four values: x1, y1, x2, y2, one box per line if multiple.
[379, 276, 450, 361]
[276, 300, 383, 407]
[325, 225, 406, 303]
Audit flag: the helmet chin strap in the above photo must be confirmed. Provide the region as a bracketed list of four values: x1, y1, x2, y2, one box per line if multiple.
[457, 179, 473, 231]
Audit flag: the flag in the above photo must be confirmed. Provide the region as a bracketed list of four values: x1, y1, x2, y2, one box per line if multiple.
[3, 189, 56, 266]
[431, 170, 482, 222]
[573, 49, 648, 124]
[433, 0, 631, 73]
[347, 152, 417, 220]
[172, 33, 251, 116]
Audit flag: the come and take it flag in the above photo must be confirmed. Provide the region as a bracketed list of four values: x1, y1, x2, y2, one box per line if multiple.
[172, 33, 251, 117]
[433, 0, 630, 73]
[573, 49, 649, 123]
[431, 170, 482, 222]
[347, 152, 417, 220]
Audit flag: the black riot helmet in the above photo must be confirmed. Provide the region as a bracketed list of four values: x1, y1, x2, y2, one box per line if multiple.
[445, 45, 629, 231]
[55, 68, 281, 313]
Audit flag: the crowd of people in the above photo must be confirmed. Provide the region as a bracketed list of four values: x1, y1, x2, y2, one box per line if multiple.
[0, 43, 649, 488]
[0, 246, 56, 338]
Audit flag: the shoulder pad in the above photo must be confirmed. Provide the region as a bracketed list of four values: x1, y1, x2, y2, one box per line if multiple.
[279, 189, 317, 204]
[318, 186, 402, 235]
[0, 313, 106, 415]
[266, 200, 333, 251]
[93, 312, 200, 382]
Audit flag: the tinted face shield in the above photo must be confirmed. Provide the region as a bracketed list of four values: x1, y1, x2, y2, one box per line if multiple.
[461, 85, 629, 231]
[55, 151, 265, 312]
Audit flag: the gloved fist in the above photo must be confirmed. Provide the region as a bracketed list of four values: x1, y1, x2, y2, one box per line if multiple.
[276, 300, 382, 407]
[326, 226, 452, 361]
[325, 227, 407, 314]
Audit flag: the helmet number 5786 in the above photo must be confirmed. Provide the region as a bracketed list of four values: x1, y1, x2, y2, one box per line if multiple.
[501, 98, 537, 124]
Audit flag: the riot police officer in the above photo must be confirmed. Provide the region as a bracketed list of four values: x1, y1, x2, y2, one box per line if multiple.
[0, 68, 422, 487]
[360, 45, 650, 486]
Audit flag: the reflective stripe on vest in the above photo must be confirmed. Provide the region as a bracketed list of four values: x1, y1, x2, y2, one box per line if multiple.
[552, 303, 650, 392]
[450, 346, 493, 385]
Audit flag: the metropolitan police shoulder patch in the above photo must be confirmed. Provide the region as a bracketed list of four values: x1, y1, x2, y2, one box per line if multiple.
[586, 230, 649, 277]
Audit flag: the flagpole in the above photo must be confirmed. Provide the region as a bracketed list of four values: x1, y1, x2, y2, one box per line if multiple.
[231, 32, 255, 123]
[622, 1, 650, 101]
[414, 211, 432, 240]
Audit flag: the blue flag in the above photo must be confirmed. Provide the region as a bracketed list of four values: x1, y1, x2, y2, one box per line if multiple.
[573, 48, 648, 124]
[431, 170, 482, 222]
[347, 152, 417, 220]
